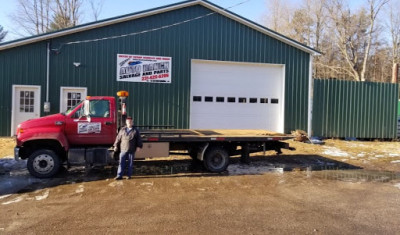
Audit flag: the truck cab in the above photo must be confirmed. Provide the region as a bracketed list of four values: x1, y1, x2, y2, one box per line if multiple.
[15, 96, 118, 178]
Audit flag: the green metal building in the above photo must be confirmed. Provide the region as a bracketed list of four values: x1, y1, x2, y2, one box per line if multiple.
[0, 0, 319, 136]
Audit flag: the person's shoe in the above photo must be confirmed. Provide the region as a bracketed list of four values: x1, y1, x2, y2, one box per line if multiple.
[114, 176, 123, 180]
[126, 176, 132, 180]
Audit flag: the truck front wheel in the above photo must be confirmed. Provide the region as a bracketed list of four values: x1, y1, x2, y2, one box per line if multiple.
[203, 147, 229, 173]
[27, 150, 61, 178]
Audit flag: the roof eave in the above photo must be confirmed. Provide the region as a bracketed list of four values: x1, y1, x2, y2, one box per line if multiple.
[0, 0, 321, 55]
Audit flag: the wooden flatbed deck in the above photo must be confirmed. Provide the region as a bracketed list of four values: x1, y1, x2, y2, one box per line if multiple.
[141, 129, 293, 142]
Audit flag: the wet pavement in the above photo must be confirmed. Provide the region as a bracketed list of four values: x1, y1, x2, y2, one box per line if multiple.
[1, 154, 398, 197]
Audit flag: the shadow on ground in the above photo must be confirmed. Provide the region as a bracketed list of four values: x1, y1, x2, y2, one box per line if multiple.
[0, 154, 382, 196]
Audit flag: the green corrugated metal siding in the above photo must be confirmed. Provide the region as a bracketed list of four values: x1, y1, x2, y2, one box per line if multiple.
[0, 43, 48, 135]
[0, 4, 310, 136]
[312, 79, 398, 138]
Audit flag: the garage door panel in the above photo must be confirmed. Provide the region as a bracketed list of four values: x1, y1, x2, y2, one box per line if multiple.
[190, 60, 284, 132]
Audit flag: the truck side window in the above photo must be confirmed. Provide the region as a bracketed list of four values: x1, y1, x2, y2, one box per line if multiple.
[72, 108, 82, 118]
[89, 100, 110, 117]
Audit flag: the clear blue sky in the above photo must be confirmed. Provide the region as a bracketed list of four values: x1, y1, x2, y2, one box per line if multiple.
[0, 0, 364, 42]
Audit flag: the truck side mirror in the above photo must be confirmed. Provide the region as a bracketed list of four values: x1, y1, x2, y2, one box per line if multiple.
[83, 100, 90, 117]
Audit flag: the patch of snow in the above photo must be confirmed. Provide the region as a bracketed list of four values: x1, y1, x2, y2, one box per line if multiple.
[322, 147, 349, 157]
[0, 194, 12, 200]
[388, 153, 400, 157]
[108, 181, 123, 187]
[357, 153, 366, 157]
[2, 196, 24, 205]
[394, 183, 400, 190]
[75, 185, 84, 193]
[391, 160, 400, 163]
[228, 164, 283, 175]
[375, 155, 384, 158]
[35, 190, 49, 201]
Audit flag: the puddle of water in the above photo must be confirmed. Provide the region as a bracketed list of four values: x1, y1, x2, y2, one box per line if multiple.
[311, 170, 400, 183]
[0, 169, 45, 195]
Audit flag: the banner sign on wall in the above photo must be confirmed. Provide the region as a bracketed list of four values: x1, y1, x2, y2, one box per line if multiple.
[117, 54, 172, 83]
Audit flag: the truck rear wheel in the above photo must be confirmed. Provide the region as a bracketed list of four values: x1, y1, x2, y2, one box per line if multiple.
[27, 149, 61, 178]
[203, 147, 229, 173]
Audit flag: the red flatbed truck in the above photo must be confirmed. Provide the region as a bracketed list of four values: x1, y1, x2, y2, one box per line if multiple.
[14, 91, 294, 178]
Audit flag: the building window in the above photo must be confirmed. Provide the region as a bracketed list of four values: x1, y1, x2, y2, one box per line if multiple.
[227, 97, 236, 103]
[67, 92, 82, 110]
[193, 96, 202, 102]
[249, 98, 257, 103]
[238, 97, 247, 103]
[20, 91, 34, 113]
[271, 98, 279, 104]
[216, 97, 224, 102]
[205, 96, 213, 102]
[260, 98, 268, 104]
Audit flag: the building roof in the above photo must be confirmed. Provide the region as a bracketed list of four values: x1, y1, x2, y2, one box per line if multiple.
[0, 0, 321, 55]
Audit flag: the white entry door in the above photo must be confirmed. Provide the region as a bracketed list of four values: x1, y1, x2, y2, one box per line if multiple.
[11, 85, 41, 135]
[190, 60, 285, 132]
[60, 87, 87, 112]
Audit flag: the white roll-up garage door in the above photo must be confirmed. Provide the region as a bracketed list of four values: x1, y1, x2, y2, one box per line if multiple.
[190, 59, 285, 132]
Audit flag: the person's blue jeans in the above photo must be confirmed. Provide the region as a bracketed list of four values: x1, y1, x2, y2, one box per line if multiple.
[117, 151, 134, 178]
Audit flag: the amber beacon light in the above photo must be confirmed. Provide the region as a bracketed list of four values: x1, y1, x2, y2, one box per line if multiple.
[117, 91, 129, 97]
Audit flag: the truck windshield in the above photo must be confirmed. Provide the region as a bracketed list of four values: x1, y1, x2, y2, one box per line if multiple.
[63, 100, 84, 115]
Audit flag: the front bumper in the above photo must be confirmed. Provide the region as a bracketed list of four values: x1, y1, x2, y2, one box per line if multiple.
[14, 147, 20, 161]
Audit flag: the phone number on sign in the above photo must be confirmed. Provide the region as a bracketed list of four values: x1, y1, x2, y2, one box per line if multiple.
[142, 74, 169, 81]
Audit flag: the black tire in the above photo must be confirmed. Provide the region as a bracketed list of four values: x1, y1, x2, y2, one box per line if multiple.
[203, 147, 229, 173]
[27, 149, 61, 178]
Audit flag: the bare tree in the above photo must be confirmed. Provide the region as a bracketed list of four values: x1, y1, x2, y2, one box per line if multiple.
[9, 0, 52, 35]
[0, 25, 7, 42]
[89, 0, 104, 21]
[359, 0, 389, 81]
[325, 0, 388, 81]
[50, 0, 82, 30]
[263, 0, 293, 35]
[386, 0, 400, 65]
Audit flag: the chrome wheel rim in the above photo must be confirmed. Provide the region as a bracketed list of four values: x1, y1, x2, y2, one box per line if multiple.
[33, 154, 55, 174]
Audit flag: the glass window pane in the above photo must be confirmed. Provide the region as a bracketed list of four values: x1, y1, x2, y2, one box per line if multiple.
[216, 97, 224, 102]
[30, 91, 34, 98]
[239, 98, 246, 103]
[250, 98, 257, 103]
[271, 98, 279, 104]
[228, 97, 235, 103]
[205, 97, 213, 102]
[20, 98, 24, 105]
[90, 100, 110, 117]
[193, 96, 201, 102]
[30, 99, 34, 105]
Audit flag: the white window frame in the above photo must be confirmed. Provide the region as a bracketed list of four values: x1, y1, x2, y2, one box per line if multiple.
[59, 86, 87, 113]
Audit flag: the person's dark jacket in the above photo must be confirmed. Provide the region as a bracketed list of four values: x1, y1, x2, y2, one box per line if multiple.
[113, 126, 143, 153]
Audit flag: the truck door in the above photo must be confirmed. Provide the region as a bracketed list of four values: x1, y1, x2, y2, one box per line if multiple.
[65, 99, 115, 145]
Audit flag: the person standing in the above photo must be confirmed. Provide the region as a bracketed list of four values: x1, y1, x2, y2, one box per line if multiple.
[113, 116, 143, 180]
